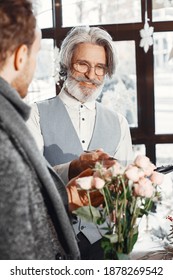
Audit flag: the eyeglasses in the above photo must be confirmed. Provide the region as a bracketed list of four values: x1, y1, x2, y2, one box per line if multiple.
[73, 61, 107, 76]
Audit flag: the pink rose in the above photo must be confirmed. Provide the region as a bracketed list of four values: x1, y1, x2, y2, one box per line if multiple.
[76, 176, 93, 190]
[102, 169, 112, 182]
[108, 162, 121, 177]
[134, 155, 150, 167]
[150, 171, 164, 185]
[143, 163, 156, 176]
[125, 166, 144, 182]
[93, 177, 105, 189]
[134, 155, 150, 169]
[134, 155, 156, 176]
[133, 177, 154, 198]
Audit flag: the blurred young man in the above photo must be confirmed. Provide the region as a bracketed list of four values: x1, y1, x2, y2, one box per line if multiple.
[27, 26, 133, 259]
[0, 0, 80, 260]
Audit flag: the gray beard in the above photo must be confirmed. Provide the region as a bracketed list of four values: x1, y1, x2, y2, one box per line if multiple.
[65, 75, 105, 103]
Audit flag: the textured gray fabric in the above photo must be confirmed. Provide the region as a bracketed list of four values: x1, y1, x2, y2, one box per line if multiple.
[38, 96, 83, 165]
[0, 77, 80, 260]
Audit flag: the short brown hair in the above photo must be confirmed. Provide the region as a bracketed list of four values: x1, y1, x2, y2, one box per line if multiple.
[0, 0, 36, 68]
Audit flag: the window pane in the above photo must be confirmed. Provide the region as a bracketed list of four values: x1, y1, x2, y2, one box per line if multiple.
[154, 32, 173, 134]
[133, 144, 146, 157]
[100, 41, 138, 127]
[152, 0, 173, 22]
[62, 0, 141, 27]
[36, 0, 53, 29]
[156, 144, 173, 166]
[24, 39, 56, 105]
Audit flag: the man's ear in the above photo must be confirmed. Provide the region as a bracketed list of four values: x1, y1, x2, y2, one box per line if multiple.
[14, 44, 28, 71]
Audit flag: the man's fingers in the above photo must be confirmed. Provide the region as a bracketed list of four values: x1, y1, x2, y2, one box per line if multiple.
[80, 151, 99, 161]
[77, 168, 93, 177]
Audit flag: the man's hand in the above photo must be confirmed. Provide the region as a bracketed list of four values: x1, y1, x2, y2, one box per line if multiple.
[69, 149, 116, 180]
[66, 168, 104, 211]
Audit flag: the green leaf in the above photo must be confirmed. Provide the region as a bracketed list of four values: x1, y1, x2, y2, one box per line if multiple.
[73, 206, 101, 224]
[116, 252, 131, 260]
[104, 233, 118, 243]
[128, 230, 139, 252]
[101, 237, 117, 260]
[97, 217, 107, 225]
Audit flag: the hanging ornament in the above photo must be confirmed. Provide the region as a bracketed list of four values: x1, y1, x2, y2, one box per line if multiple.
[139, 1, 154, 53]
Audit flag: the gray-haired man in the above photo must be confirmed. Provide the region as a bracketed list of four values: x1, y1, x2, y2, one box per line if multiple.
[27, 26, 133, 259]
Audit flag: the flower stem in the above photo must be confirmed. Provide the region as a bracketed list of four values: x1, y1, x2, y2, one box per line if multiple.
[87, 190, 94, 221]
[128, 197, 138, 253]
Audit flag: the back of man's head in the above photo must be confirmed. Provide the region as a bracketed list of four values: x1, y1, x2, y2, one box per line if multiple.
[0, 0, 36, 69]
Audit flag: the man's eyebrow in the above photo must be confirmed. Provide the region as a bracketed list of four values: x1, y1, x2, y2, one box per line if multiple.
[97, 63, 107, 67]
[75, 59, 89, 63]
[76, 60, 106, 66]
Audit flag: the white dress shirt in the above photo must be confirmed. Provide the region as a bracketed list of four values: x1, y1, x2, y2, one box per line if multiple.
[27, 89, 133, 183]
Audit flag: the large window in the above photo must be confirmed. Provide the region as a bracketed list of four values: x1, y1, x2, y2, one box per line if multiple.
[101, 41, 138, 128]
[61, 0, 142, 27]
[154, 31, 173, 135]
[24, 39, 56, 104]
[152, 0, 173, 22]
[36, 0, 53, 29]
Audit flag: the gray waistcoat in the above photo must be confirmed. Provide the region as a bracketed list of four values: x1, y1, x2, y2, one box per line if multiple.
[37, 95, 121, 243]
[37, 96, 121, 166]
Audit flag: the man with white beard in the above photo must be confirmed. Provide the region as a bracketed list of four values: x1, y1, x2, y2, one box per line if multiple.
[27, 26, 133, 259]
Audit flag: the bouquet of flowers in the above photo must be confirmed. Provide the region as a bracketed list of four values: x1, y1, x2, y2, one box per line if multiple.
[74, 155, 164, 259]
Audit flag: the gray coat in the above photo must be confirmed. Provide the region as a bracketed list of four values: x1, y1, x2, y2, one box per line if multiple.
[0, 77, 80, 260]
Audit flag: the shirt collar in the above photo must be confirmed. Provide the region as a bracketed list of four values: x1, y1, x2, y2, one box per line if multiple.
[59, 88, 96, 110]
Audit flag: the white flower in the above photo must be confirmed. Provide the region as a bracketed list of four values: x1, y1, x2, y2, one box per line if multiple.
[140, 22, 154, 53]
[93, 177, 105, 189]
[76, 176, 93, 190]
